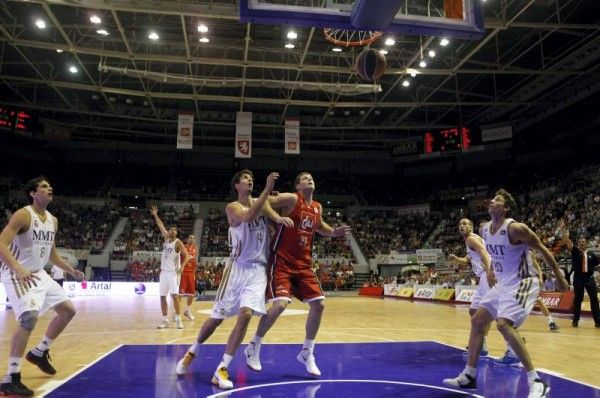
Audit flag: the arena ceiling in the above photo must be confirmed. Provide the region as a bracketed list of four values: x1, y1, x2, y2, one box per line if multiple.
[0, 0, 599, 151]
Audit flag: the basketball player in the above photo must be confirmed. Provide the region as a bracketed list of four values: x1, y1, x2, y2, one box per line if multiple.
[0, 177, 85, 396]
[493, 250, 559, 367]
[176, 170, 293, 390]
[245, 172, 351, 376]
[448, 218, 495, 356]
[531, 252, 559, 331]
[443, 189, 568, 398]
[180, 234, 197, 320]
[150, 206, 190, 329]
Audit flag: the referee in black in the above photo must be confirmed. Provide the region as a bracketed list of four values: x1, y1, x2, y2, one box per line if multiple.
[562, 230, 600, 327]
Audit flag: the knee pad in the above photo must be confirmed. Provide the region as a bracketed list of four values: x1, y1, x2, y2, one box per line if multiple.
[19, 311, 39, 331]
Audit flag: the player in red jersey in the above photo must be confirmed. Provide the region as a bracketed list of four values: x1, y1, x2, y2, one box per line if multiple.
[180, 235, 198, 320]
[245, 172, 351, 376]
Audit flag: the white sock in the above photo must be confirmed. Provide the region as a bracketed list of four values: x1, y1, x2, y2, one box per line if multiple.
[463, 365, 477, 378]
[174, 315, 181, 321]
[527, 370, 539, 385]
[189, 342, 201, 356]
[218, 353, 233, 369]
[303, 339, 315, 353]
[547, 315, 554, 324]
[252, 335, 262, 348]
[33, 336, 54, 355]
[163, 316, 169, 322]
[7, 357, 21, 374]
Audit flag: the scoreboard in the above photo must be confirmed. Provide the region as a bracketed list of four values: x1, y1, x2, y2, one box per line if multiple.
[0, 106, 37, 134]
[424, 127, 481, 154]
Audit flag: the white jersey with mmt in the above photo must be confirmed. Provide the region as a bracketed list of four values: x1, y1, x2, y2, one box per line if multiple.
[228, 215, 269, 267]
[0, 206, 55, 273]
[161, 239, 180, 273]
[0, 206, 68, 319]
[481, 218, 532, 286]
[211, 214, 270, 319]
[466, 233, 486, 277]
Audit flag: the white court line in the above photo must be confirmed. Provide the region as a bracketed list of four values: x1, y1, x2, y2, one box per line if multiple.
[37, 344, 124, 398]
[206, 379, 484, 398]
[433, 340, 600, 390]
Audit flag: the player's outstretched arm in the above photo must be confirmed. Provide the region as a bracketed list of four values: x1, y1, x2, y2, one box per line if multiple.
[315, 204, 351, 238]
[227, 172, 279, 226]
[448, 254, 470, 266]
[0, 209, 40, 287]
[261, 200, 294, 227]
[510, 223, 568, 291]
[466, 235, 496, 287]
[150, 205, 169, 240]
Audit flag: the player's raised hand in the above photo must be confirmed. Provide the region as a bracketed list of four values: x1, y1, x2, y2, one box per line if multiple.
[265, 172, 279, 192]
[150, 205, 158, 216]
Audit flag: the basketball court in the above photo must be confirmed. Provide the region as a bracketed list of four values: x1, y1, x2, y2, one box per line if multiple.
[1, 296, 598, 397]
[2, 0, 600, 397]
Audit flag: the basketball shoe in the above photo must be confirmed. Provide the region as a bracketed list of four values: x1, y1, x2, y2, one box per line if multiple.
[244, 342, 262, 371]
[548, 321, 559, 331]
[443, 373, 477, 390]
[157, 318, 169, 329]
[0, 373, 34, 396]
[26, 349, 57, 375]
[175, 317, 184, 329]
[297, 349, 321, 376]
[528, 378, 550, 398]
[183, 309, 195, 321]
[212, 367, 233, 390]
[492, 350, 521, 367]
[176, 352, 195, 375]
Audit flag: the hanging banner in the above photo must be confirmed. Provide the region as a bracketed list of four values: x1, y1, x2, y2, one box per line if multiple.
[235, 112, 252, 158]
[285, 117, 300, 154]
[176, 113, 194, 149]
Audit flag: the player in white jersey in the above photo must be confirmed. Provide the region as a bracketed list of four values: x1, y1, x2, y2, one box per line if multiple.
[176, 170, 293, 390]
[0, 177, 84, 397]
[448, 218, 494, 355]
[444, 189, 568, 398]
[150, 206, 190, 329]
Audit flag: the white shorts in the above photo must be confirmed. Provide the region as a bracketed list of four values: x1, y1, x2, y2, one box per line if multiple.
[470, 274, 491, 310]
[479, 277, 539, 328]
[159, 271, 180, 296]
[1, 268, 69, 320]
[211, 261, 266, 320]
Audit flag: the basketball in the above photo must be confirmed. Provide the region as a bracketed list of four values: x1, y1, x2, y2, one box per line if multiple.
[355, 48, 386, 82]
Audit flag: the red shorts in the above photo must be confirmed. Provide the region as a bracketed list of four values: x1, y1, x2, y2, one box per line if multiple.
[267, 254, 324, 302]
[179, 272, 196, 296]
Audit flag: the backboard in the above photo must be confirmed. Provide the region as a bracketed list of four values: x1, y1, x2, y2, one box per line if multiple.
[239, 0, 484, 40]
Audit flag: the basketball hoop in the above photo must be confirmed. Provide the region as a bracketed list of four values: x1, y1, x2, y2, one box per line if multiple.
[323, 28, 382, 47]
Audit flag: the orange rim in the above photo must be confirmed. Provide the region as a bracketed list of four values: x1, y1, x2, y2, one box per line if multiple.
[323, 28, 383, 47]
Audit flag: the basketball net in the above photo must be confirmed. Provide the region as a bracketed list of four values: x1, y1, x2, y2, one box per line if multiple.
[323, 28, 382, 47]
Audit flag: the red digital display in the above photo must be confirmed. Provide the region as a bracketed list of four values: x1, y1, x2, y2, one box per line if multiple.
[0, 106, 35, 133]
[424, 126, 473, 153]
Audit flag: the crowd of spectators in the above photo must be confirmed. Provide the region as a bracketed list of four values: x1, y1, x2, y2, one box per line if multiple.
[313, 260, 355, 290]
[125, 257, 161, 282]
[351, 210, 439, 259]
[51, 202, 121, 252]
[114, 205, 195, 254]
[200, 208, 230, 257]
